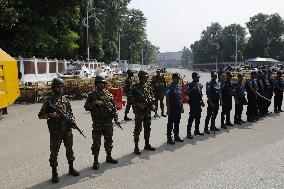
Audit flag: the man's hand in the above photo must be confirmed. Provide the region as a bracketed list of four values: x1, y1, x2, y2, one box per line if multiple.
[201, 101, 205, 107]
[94, 100, 103, 106]
[181, 108, 184, 114]
[49, 112, 59, 118]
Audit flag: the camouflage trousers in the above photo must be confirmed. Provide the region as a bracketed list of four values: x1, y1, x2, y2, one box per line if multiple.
[91, 122, 113, 157]
[49, 128, 75, 168]
[155, 95, 164, 114]
[134, 111, 152, 143]
[125, 97, 134, 114]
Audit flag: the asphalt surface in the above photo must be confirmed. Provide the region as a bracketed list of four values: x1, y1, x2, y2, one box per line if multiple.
[1, 69, 284, 189]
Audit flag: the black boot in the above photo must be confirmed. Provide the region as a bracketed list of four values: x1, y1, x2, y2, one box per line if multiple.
[194, 130, 204, 136]
[187, 131, 193, 139]
[161, 110, 167, 117]
[92, 156, 99, 170]
[134, 142, 141, 155]
[144, 139, 156, 151]
[154, 112, 159, 118]
[124, 114, 132, 121]
[174, 135, 184, 142]
[68, 161, 80, 176]
[51, 167, 59, 183]
[106, 152, 118, 164]
[167, 135, 175, 144]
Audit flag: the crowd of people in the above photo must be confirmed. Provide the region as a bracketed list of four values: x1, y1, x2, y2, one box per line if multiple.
[38, 68, 284, 183]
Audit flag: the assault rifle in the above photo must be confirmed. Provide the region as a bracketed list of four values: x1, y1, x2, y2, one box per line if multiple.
[135, 86, 155, 112]
[93, 93, 123, 131]
[48, 100, 87, 138]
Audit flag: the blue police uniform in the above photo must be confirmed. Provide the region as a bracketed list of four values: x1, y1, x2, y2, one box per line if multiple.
[166, 83, 183, 141]
[246, 78, 258, 121]
[234, 81, 247, 123]
[186, 81, 203, 136]
[204, 80, 220, 132]
[274, 76, 284, 112]
[220, 80, 233, 127]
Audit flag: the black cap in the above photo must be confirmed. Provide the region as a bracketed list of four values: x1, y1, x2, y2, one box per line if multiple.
[95, 76, 106, 84]
[138, 70, 149, 77]
[172, 73, 180, 79]
[192, 72, 200, 78]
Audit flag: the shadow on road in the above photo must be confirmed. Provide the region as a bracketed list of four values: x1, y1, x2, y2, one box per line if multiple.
[27, 112, 281, 189]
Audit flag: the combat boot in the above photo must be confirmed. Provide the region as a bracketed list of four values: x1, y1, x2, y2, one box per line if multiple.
[51, 167, 59, 183]
[167, 136, 175, 145]
[134, 142, 141, 155]
[194, 131, 204, 136]
[144, 139, 156, 151]
[92, 156, 99, 170]
[161, 110, 167, 117]
[68, 161, 80, 176]
[106, 152, 118, 164]
[174, 136, 184, 142]
[187, 132, 193, 139]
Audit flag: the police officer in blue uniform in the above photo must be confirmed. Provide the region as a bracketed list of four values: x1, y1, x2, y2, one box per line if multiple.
[234, 73, 247, 124]
[204, 71, 221, 134]
[166, 73, 184, 144]
[186, 72, 205, 139]
[274, 71, 284, 113]
[246, 71, 258, 122]
[256, 71, 265, 117]
[220, 71, 234, 129]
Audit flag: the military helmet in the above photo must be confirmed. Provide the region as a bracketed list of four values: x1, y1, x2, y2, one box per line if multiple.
[211, 71, 217, 77]
[127, 69, 134, 75]
[172, 72, 180, 79]
[138, 70, 149, 77]
[192, 72, 200, 78]
[95, 75, 107, 84]
[51, 78, 64, 88]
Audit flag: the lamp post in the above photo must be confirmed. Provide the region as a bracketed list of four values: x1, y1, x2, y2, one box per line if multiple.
[212, 42, 220, 71]
[82, 1, 99, 67]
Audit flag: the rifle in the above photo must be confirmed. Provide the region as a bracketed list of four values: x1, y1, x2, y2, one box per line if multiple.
[48, 100, 86, 138]
[94, 92, 123, 131]
[135, 86, 156, 112]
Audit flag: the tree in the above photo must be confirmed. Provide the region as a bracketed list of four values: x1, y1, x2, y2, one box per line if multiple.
[191, 22, 222, 64]
[245, 13, 284, 59]
[181, 46, 192, 68]
[221, 24, 246, 62]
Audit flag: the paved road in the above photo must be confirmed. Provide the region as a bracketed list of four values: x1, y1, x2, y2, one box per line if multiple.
[1, 69, 284, 189]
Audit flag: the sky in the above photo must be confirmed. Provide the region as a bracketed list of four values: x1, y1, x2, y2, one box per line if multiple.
[128, 0, 284, 52]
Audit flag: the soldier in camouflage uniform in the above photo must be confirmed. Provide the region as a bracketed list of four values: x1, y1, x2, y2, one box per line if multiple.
[151, 69, 167, 117]
[84, 76, 119, 170]
[124, 69, 135, 121]
[38, 78, 80, 183]
[132, 70, 156, 155]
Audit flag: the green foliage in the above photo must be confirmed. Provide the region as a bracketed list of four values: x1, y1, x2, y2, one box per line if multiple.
[191, 13, 284, 64]
[0, 0, 157, 64]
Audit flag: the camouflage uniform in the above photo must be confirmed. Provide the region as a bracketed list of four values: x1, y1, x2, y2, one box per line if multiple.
[124, 77, 134, 118]
[151, 74, 166, 115]
[132, 75, 156, 154]
[84, 89, 118, 168]
[38, 93, 75, 169]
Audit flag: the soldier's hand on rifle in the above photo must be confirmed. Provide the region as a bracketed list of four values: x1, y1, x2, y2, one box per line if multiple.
[94, 100, 103, 106]
[49, 112, 59, 118]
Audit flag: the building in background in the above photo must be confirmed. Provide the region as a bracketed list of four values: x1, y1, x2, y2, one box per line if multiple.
[156, 51, 183, 68]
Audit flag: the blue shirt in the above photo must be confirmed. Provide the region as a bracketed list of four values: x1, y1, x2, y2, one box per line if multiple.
[166, 83, 183, 112]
